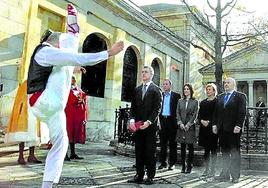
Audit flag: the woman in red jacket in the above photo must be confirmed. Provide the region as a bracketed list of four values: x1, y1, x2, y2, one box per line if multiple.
[65, 75, 88, 160]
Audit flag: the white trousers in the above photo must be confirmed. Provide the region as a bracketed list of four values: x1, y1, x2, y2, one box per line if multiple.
[30, 92, 68, 183]
[29, 33, 79, 183]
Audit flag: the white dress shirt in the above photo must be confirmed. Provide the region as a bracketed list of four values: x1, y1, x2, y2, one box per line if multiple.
[35, 36, 108, 67]
[143, 81, 152, 92]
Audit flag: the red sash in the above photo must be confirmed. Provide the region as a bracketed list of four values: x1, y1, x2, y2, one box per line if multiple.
[29, 91, 43, 106]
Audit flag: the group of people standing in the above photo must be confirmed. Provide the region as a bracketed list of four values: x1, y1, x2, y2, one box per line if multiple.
[128, 67, 247, 185]
[3, 2, 248, 187]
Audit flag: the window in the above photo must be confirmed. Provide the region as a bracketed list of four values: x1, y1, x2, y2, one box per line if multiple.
[151, 58, 160, 86]
[121, 47, 138, 102]
[81, 34, 107, 98]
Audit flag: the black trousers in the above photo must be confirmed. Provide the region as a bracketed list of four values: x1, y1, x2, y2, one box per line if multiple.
[219, 131, 241, 179]
[159, 117, 177, 166]
[135, 127, 157, 179]
[181, 143, 194, 168]
[204, 147, 217, 170]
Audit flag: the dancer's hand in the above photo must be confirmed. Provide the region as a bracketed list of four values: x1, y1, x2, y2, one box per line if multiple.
[108, 41, 124, 57]
[67, 3, 79, 35]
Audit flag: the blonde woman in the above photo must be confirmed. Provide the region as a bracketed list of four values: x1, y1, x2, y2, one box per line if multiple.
[197, 83, 218, 176]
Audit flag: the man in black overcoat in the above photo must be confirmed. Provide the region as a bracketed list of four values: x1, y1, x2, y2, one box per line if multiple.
[213, 77, 247, 183]
[128, 65, 162, 185]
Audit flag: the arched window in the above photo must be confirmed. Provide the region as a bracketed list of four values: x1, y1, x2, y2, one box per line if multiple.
[151, 58, 160, 86]
[81, 34, 107, 98]
[121, 47, 138, 102]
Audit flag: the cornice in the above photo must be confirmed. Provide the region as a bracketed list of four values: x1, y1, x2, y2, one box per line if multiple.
[93, 0, 189, 54]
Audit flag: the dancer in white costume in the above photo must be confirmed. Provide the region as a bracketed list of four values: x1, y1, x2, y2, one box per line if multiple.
[27, 4, 124, 188]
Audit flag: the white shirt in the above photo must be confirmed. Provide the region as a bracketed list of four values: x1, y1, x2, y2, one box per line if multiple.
[143, 81, 152, 92]
[129, 81, 153, 124]
[35, 43, 108, 67]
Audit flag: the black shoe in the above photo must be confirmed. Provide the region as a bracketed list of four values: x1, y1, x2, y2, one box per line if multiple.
[143, 178, 154, 185]
[186, 166, 192, 174]
[27, 156, 42, 164]
[232, 178, 239, 183]
[168, 165, 175, 170]
[215, 175, 230, 182]
[158, 164, 167, 170]
[127, 175, 143, 184]
[70, 154, 84, 160]
[202, 169, 209, 176]
[209, 169, 216, 176]
[18, 158, 26, 165]
[181, 166, 186, 173]
[64, 155, 71, 161]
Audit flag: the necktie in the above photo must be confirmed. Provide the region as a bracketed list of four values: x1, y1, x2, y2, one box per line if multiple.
[224, 93, 230, 106]
[142, 84, 147, 100]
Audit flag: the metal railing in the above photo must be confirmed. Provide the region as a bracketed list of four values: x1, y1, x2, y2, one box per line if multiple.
[114, 105, 134, 145]
[242, 107, 268, 154]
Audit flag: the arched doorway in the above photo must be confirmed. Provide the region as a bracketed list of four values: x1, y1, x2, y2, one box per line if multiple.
[121, 46, 138, 102]
[151, 58, 161, 86]
[81, 33, 107, 98]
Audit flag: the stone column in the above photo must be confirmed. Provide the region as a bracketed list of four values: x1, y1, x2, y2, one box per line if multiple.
[247, 80, 254, 107]
[165, 54, 171, 79]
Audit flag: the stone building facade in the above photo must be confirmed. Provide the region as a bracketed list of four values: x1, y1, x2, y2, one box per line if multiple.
[141, 3, 215, 99]
[199, 43, 268, 107]
[0, 0, 188, 140]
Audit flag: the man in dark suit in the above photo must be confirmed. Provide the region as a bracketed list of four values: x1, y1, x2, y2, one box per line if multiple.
[158, 79, 181, 170]
[256, 97, 265, 128]
[128, 65, 162, 185]
[213, 77, 247, 183]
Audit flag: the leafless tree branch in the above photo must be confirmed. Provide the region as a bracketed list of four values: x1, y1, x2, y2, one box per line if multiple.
[222, 22, 230, 53]
[207, 0, 216, 11]
[190, 41, 215, 61]
[221, 0, 237, 12]
[222, 0, 237, 18]
[224, 39, 250, 47]
[181, 0, 216, 34]
[203, 10, 211, 26]
[228, 31, 268, 42]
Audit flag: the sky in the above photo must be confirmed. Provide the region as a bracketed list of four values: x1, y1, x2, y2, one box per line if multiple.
[131, 0, 268, 17]
[131, 0, 268, 35]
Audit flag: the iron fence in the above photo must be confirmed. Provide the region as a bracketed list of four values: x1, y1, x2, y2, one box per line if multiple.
[114, 105, 134, 145]
[242, 107, 268, 154]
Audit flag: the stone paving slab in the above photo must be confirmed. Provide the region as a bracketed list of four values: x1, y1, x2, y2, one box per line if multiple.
[0, 141, 268, 187]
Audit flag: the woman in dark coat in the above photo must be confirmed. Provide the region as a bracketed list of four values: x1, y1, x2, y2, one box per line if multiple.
[176, 83, 199, 173]
[198, 83, 218, 176]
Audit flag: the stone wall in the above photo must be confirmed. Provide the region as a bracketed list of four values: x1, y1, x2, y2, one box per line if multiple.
[0, 0, 30, 126]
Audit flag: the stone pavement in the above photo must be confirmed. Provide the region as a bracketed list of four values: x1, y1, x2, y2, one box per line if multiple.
[0, 141, 268, 188]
